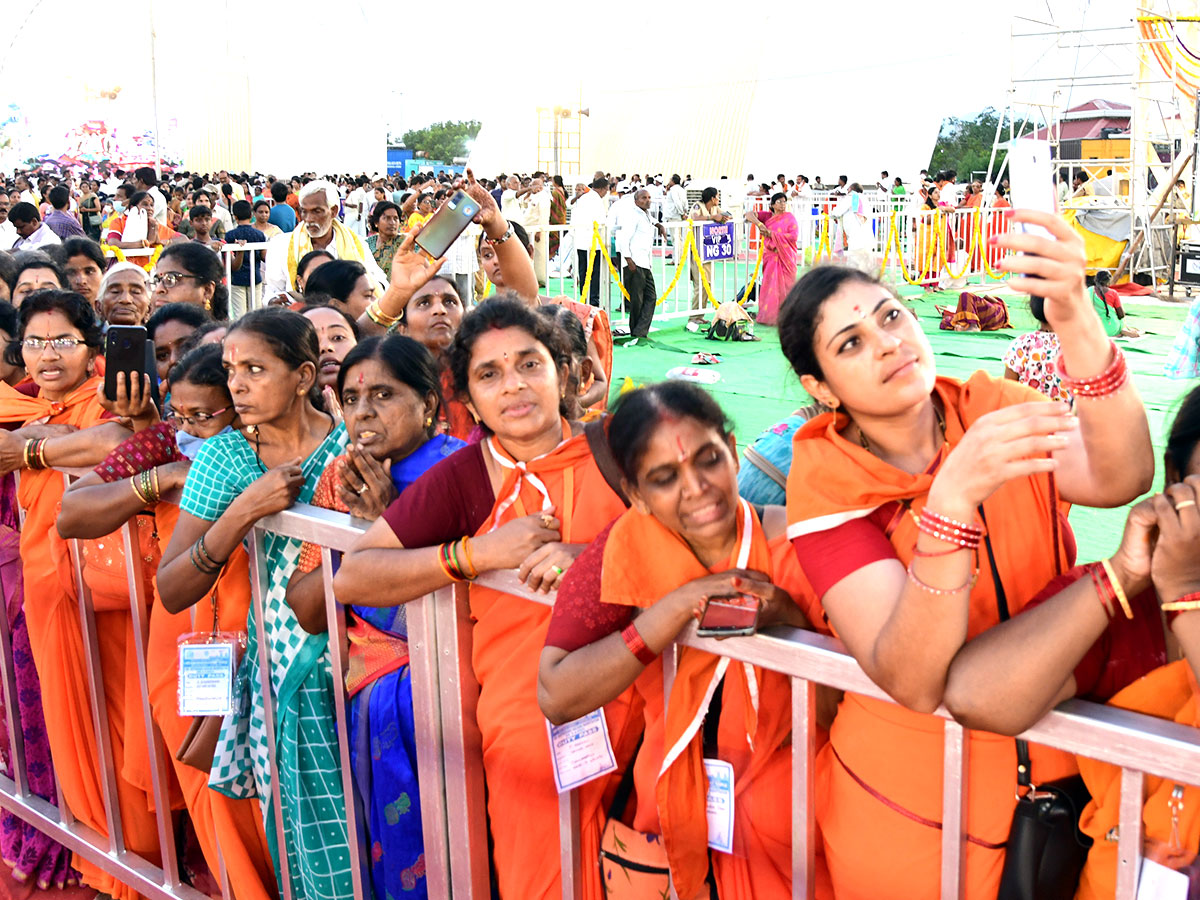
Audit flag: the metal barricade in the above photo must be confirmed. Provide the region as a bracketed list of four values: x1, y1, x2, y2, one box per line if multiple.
[101, 242, 273, 313]
[13, 494, 1199, 900]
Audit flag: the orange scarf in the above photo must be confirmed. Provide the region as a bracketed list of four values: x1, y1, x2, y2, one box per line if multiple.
[600, 498, 773, 900]
[785, 371, 1069, 637]
[468, 421, 634, 900]
[1076, 661, 1200, 900]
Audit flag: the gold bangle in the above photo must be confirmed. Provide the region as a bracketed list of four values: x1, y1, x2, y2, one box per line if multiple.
[1161, 600, 1200, 612]
[130, 475, 150, 504]
[365, 300, 399, 328]
[1100, 559, 1133, 620]
[151, 467, 161, 501]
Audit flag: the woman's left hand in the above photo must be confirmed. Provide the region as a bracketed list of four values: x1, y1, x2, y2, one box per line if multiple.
[322, 386, 343, 423]
[96, 374, 159, 431]
[518, 542, 585, 594]
[1150, 476, 1200, 603]
[336, 446, 397, 520]
[994, 209, 1089, 330]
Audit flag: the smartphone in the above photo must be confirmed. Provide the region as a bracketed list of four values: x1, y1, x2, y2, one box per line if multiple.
[104, 325, 159, 407]
[1007, 139, 1057, 239]
[696, 593, 761, 638]
[413, 190, 479, 259]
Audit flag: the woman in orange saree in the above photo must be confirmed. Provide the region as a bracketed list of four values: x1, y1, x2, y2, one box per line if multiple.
[538, 381, 832, 900]
[57, 344, 276, 900]
[336, 297, 634, 899]
[0, 291, 161, 900]
[776, 209, 1153, 900]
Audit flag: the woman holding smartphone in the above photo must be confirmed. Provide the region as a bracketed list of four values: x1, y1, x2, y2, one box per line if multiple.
[537, 381, 823, 900]
[777, 210, 1153, 899]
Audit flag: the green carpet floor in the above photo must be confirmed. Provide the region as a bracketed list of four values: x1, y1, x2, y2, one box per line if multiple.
[601, 275, 1195, 561]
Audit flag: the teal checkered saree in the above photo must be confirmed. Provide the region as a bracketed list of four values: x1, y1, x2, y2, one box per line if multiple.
[179, 424, 354, 900]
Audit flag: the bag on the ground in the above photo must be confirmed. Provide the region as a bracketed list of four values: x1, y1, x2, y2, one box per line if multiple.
[707, 301, 755, 341]
[735, 282, 757, 306]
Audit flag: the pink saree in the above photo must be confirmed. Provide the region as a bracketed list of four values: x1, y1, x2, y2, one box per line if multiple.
[754, 211, 798, 325]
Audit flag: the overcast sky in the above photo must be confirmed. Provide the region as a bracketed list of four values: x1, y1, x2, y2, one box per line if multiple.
[0, 0, 1162, 171]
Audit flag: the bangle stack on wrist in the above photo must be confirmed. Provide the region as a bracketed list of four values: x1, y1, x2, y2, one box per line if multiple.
[188, 534, 227, 575]
[23, 438, 48, 470]
[437, 538, 478, 582]
[1055, 342, 1128, 399]
[915, 507, 984, 549]
[1088, 560, 1134, 619]
[365, 300, 400, 328]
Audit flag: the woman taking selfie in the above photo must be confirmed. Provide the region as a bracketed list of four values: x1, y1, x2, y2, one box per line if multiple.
[156, 307, 351, 900]
[777, 209, 1153, 898]
[335, 298, 632, 900]
[287, 334, 465, 900]
[538, 381, 826, 900]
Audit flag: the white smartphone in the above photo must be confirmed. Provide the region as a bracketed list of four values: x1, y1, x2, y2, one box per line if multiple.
[1007, 139, 1057, 239]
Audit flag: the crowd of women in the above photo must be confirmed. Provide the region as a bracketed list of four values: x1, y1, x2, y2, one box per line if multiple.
[0, 187, 1195, 900]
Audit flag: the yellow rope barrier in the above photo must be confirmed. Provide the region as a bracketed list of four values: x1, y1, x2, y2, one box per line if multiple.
[101, 242, 163, 272]
[739, 240, 764, 306]
[578, 224, 630, 303]
[686, 222, 722, 309]
[937, 210, 973, 281]
[656, 225, 697, 305]
[878, 213, 924, 287]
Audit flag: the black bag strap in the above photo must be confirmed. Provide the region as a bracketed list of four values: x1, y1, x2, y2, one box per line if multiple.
[584, 418, 630, 508]
[606, 734, 643, 822]
[978, 504, 1033, 790]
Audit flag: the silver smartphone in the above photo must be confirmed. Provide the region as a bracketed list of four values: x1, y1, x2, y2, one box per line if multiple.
[413, 190, 479, 259]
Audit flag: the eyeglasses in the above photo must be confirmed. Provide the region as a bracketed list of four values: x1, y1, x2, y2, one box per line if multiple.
[150, 272, 204, 289]
[22, 337, 86, 352]
[166, 406, 230, 427]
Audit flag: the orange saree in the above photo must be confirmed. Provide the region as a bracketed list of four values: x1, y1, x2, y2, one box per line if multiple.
[600, 498, 828, 900]
[0, 378, 162, 900]
[786, 372, 1077, 900]
[145, 503, 276, 900]
[472, 426, 633, 900]
[1075, 660, 1200, 900]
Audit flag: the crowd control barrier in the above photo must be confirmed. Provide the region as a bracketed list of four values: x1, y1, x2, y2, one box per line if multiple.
[7, 480, 1199, 900]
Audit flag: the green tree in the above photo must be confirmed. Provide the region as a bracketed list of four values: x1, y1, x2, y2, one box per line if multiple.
[401, 120, 481, 163]
[928, 108, 1018, 180]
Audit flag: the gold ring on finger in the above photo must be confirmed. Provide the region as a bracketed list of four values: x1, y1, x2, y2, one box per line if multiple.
[540, 514, 554, 529]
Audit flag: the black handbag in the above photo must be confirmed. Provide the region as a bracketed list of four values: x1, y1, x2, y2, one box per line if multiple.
[977, 507, 1094, 900]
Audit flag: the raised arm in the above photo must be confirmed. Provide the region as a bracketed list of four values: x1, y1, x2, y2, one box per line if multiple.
[819, 400, 1079, 713]
[462, 169, 539, 304]
[998, 209, 1153, 507]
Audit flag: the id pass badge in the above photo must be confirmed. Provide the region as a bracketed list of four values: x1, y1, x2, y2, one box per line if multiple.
[177, 632, 245, 717]
[546, 708, 617, 793]
[704, 758, 735, 853]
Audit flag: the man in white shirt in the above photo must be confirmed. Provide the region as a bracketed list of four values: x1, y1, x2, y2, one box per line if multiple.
[619, 189, 667, 343]
[8, 203, 61, 251]
[265, 180, 387, 296]
[344, 177, 368, 238]
[444, 221, 481, 305]
[217, 170, 246, 202]
[523, 177, 551, 287]
[0, 194, 16, 251]
[570, 178, 608, 305]
[133, 167, 168, 225]
[500, 176, 524, 224]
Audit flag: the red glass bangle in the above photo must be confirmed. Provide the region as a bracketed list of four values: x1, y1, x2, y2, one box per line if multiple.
[911, 544, 968, 559]
[919, 507, 983, 536]
[1087, 563, 1115, 619]
[915, 516, 982, 549]
[621, 622, 657, 666]
[1055, 342, 1129, 398]
[906, 561, 978, 596]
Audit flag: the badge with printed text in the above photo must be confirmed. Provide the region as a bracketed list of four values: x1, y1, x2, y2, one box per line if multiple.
[546, 708, 618, 793]
[177, 636, 240, 717]
[704, 758, 735, 854]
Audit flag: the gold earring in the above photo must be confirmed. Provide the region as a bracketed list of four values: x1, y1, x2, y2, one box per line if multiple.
[424, 416, 433, 427]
